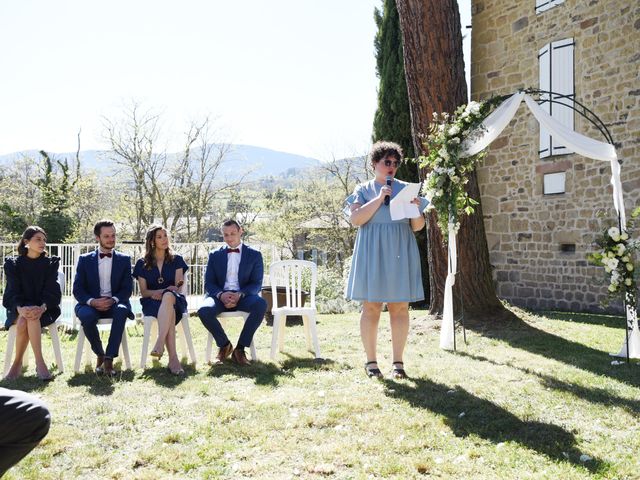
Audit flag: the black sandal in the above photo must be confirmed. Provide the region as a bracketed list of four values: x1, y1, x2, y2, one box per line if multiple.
[364, 361, 383, 379]
[391, 362, 407, 379]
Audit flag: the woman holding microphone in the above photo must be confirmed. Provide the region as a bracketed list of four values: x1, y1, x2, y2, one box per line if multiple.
[345, 141, 427, 379]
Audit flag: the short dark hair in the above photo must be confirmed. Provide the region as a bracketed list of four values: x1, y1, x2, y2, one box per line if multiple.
[369, 141, 403, 166]
[17, 226, 47, 256]
[93, 219, 115, 237]
[221, 219, 241, 230]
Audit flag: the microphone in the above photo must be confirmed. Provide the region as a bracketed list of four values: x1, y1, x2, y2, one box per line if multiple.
[384, 175, 392, 206]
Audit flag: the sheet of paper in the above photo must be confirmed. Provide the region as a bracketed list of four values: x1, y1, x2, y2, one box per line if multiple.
[390, 182, 422, 220]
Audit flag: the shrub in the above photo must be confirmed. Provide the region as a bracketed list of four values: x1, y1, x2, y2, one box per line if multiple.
[301, 264, 359, 314]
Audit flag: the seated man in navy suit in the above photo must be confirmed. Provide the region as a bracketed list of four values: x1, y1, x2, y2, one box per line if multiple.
[73, 220, 134, 376]
[198, 219, 267, 366]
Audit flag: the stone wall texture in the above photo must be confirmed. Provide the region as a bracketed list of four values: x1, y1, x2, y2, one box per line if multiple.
[471, 0, 640, 312]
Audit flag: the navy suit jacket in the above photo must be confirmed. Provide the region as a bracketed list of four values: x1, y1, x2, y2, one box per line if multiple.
[204, 244, 264, 299]
[73, 250, 134, 318]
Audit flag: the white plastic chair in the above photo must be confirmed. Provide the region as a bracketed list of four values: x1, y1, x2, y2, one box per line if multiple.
[74, 318, 133, 373]
[269, 260, 321, 359]
[3, 271, 66, 376]
[205, 311, 258, 363]
[139, 275, 197, 368]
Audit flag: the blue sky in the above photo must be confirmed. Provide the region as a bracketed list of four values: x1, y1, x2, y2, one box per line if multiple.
[0, 1, 471, 161]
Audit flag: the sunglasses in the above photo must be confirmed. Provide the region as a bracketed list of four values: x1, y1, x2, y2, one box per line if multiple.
[383, 159, 401, 168]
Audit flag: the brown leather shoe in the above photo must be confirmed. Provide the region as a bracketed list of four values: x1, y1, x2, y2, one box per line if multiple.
[95, 355, 105, 374]
[232, 347, 250, 366]
[102, 357, 117, 377]
[214, 342, 233, 364]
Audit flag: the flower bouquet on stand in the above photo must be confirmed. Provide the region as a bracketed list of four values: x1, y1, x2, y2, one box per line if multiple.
[419, 97, 504, 240]
[588, 207, 640, 360]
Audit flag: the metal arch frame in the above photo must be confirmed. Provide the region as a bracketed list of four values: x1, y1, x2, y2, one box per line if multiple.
[520, 87, 615, 145]
[519, 88, 630, 363]
[452, 89, 630, 362]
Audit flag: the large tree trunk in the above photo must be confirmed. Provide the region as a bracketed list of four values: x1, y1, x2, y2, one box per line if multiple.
[396, 0, 504, 319]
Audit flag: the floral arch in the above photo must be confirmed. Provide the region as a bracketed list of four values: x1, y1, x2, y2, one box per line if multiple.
[420, 89, 638, 361]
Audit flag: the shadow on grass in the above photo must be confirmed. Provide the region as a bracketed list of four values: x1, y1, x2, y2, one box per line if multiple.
[465, 312, 640, 388]
[0, 362, 68, 392]
[206, 361, 292, 386]
[540, 310, 625, 329]
[457, 351, 640, 416]
[205, 355, 336, 386]
[383, 377, 607, 474]
[0, 376, 54, 393]
[279, 354, 339, 372]
[67, 369, 136, 396]
[139, 362, 196, 387]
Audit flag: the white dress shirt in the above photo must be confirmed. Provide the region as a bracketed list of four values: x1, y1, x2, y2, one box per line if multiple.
[223, 243, 242, 291]
[88, 250, 118, 305]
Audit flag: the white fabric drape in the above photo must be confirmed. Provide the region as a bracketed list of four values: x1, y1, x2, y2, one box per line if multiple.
[439, 221, 457, 349]
[523, 95, 617, 161]
[524, 95, 625, 226]
[613, 305, 640, 359]
[460, 92, 525, 158]
[439, 92, 627, 350]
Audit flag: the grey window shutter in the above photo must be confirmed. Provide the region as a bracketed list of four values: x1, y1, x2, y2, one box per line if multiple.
[538, 43, 551, 158]
[550, 38, 575, 156]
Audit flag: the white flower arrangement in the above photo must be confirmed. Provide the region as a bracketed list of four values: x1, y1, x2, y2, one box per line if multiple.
[588, 207, 640, 310]
[418, 97, 503, 239]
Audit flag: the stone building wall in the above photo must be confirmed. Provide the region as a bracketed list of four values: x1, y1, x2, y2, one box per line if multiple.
[470, 0, 640, 311]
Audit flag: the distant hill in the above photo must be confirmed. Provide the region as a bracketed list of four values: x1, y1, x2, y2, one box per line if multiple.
[0, 145, 320, 180]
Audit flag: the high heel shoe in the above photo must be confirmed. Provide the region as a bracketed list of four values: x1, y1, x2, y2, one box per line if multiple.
[150, 349, 164, 359]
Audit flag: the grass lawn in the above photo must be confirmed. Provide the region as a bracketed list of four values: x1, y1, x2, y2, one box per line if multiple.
[1, 306, 639, 479]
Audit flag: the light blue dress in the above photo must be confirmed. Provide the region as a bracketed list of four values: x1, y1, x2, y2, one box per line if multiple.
[345, 179, 428, 303]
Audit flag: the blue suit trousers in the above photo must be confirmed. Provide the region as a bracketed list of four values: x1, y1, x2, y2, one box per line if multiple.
[76, 303, 130, 359]
[198, 294, 267, 349]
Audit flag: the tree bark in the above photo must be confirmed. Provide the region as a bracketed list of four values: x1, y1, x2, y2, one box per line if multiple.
[396, 0, 505, 319]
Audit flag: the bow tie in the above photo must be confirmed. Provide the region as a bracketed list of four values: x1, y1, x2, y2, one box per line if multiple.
[99, 252, 112, 259]
[227, 248, 240, 254]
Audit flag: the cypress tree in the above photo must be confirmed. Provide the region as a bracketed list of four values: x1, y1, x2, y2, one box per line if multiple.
[372, 0, 429, 304]
[372, 0, 417, 182]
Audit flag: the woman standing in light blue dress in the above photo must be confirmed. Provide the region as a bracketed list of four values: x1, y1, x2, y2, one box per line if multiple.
[345, 141, 427, 379]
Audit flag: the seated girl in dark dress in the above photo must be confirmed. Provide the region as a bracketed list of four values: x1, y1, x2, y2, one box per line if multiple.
[133, 225, 188, 375]
[3, 226, 61, 381]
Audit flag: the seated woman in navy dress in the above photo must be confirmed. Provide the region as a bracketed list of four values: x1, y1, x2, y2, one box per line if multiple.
[3, 226, 61, 381]
[133, 225, 188, 375]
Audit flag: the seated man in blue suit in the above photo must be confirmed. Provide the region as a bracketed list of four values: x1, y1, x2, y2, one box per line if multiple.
[73, 219, 134, 376]
[198, 219, 267, 366]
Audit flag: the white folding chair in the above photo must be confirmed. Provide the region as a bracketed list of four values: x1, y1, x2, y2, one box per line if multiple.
[269, 260, 321, 359]
[3, 271, 66, 376]
[139, 275, 197, 368]
[205, 311, 258, 363]
[73, 312, 134, 373]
